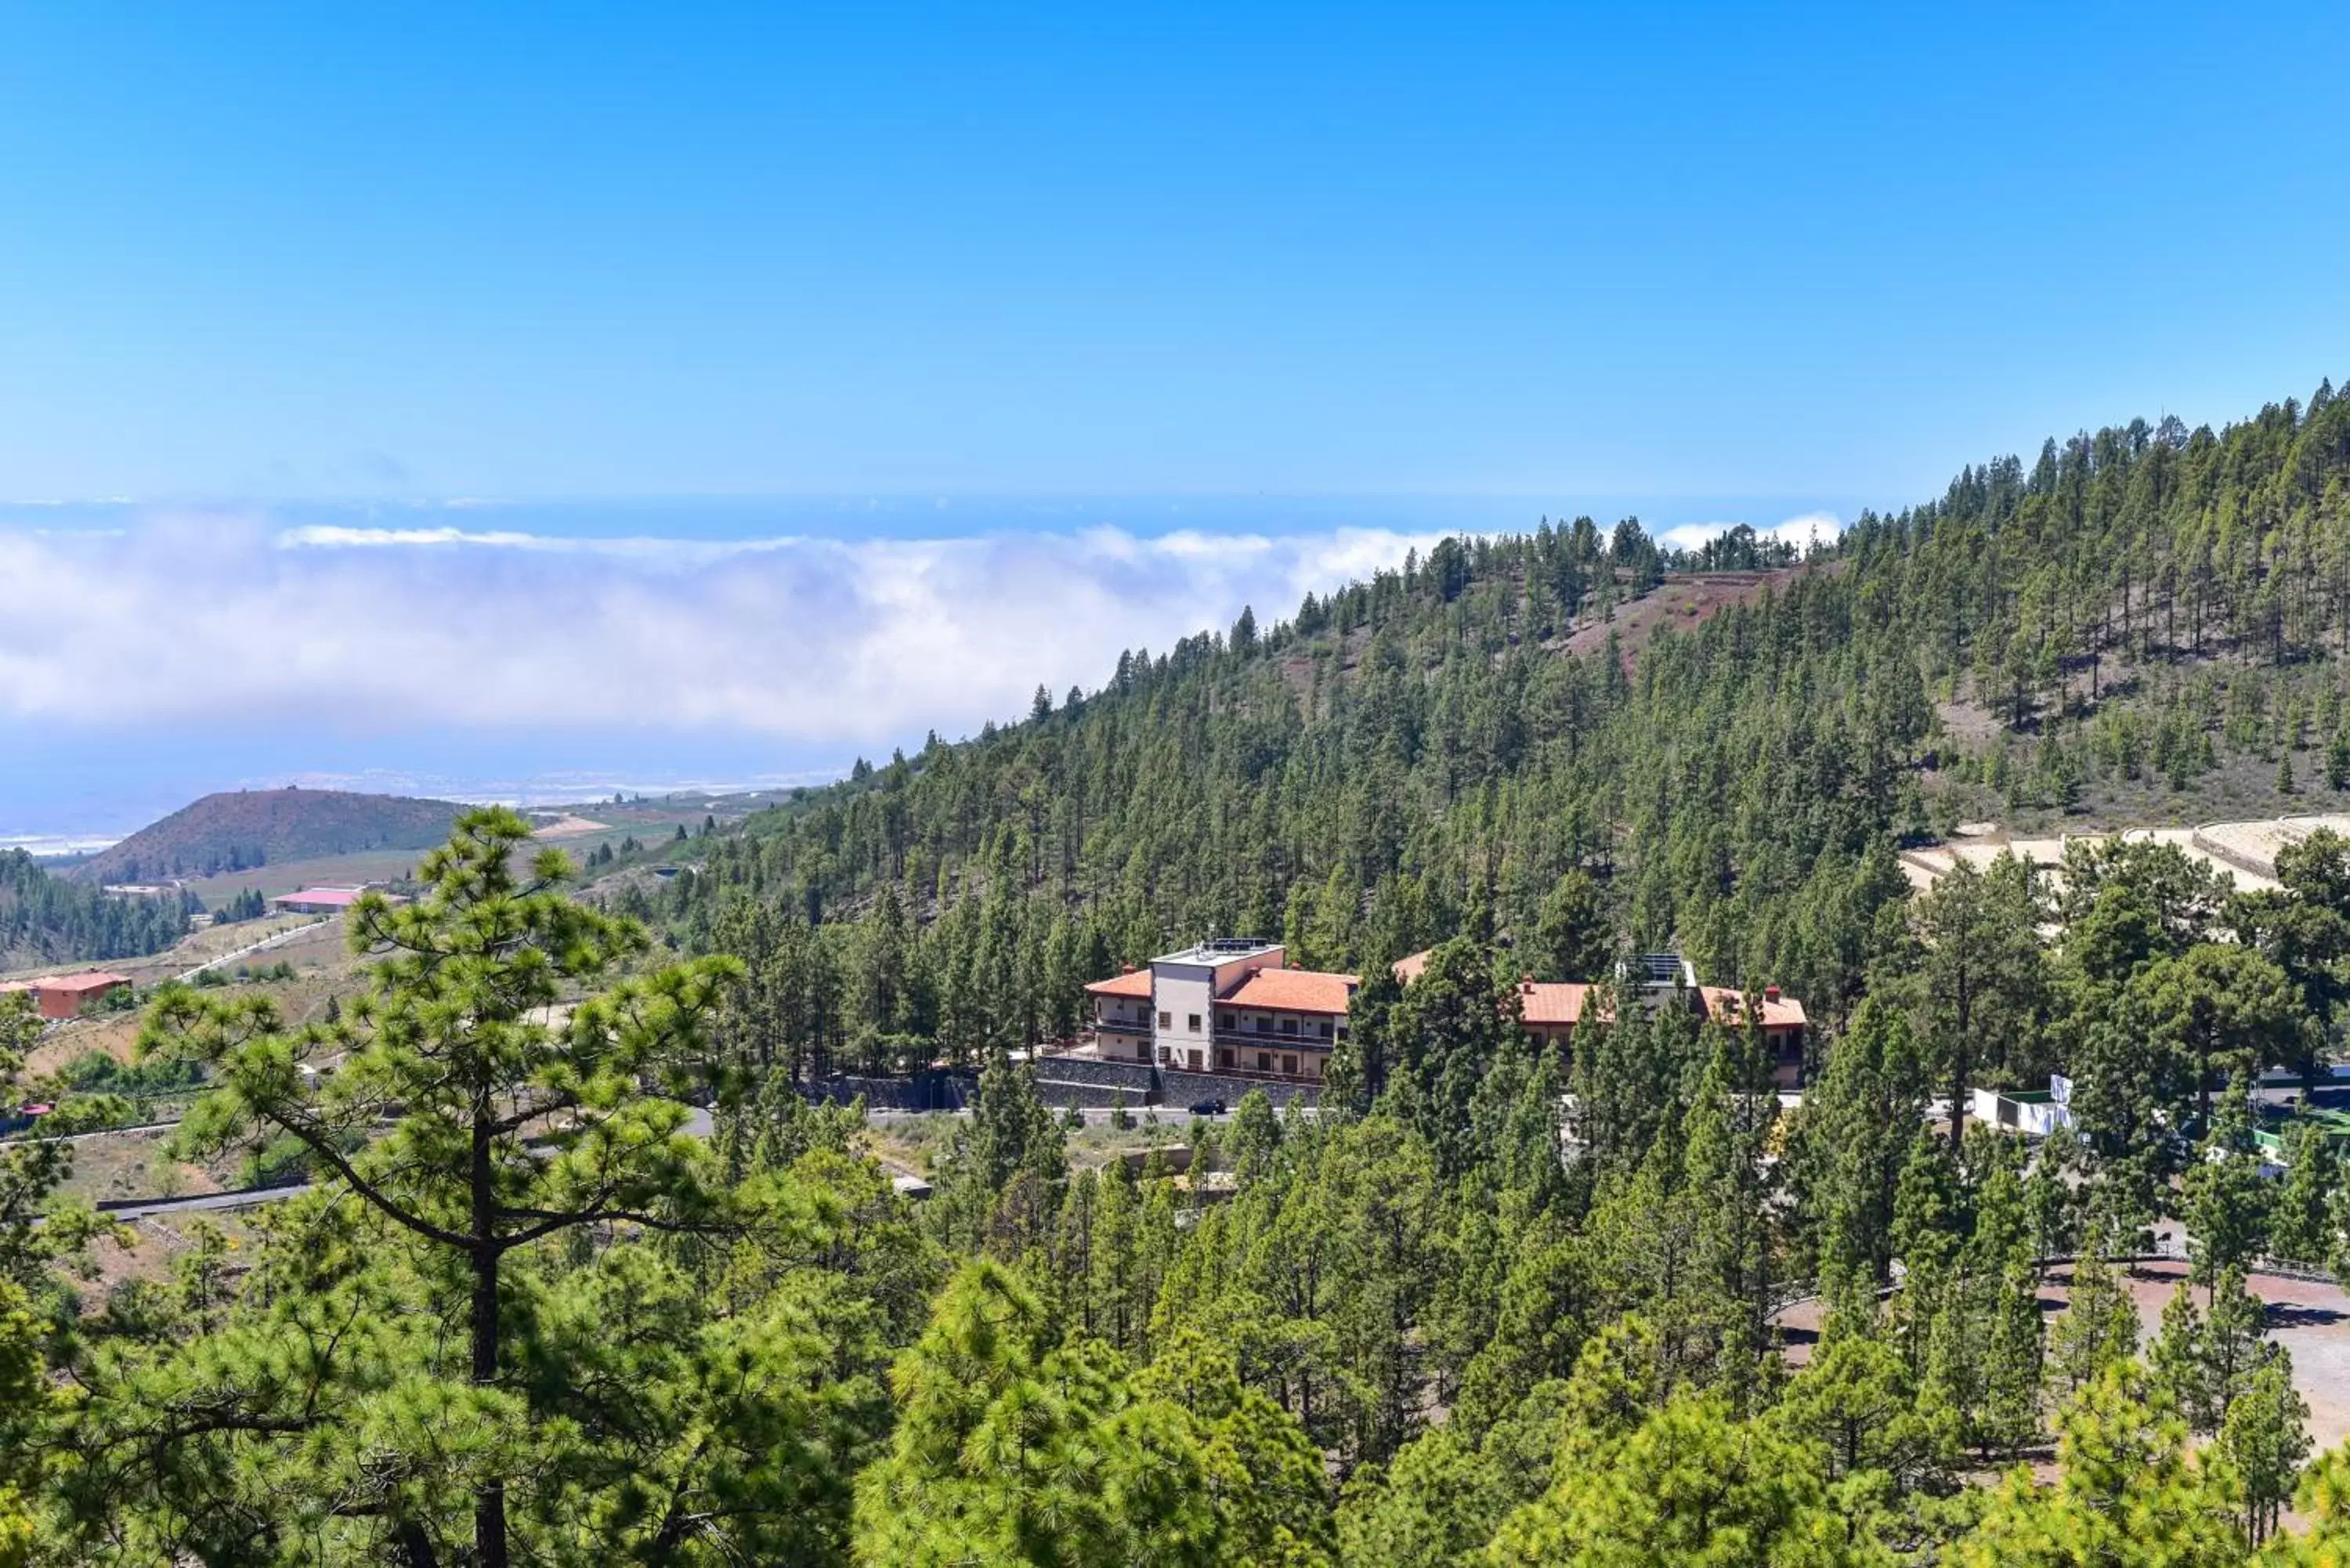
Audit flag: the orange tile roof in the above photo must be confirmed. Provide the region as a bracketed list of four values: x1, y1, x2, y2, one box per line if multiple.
[36, 971, 132, 993]
[1084, 970, 1153, 999]
[1518, 981, 1595, 1026]
[1222, 968, 1358, 1014]
[1393, 949, 1433, 983]
[1699, 986, 1808, 1028]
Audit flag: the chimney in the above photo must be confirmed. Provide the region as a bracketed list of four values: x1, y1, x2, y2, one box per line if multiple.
[1763, 985, 1781, 1002]
[1121, 964, 1136, 974]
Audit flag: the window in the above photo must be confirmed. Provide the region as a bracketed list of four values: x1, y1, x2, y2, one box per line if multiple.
[1282, 1054, 1298, 1075]
[1219, 1011, 1235, 1030]
[1159, 1011, 1170, 1028]
[1188, 1013, 1202, 1032]
[1278, 1016, 1298, 1035]
[1253, 1016, 1268, 1032]
[1219, 1050, 1235, 1068]
[1158, 1047, 1170, 1064]
[1189, 1050, 1202, 1069]
[1318, 1021, 1332, 1039]
[1257, 1052, 1273, 1072]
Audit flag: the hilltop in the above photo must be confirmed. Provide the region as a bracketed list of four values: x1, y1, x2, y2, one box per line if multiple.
[70, 787, 462, 886]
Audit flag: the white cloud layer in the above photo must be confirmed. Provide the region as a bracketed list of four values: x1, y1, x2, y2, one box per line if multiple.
[0, 515, 1443, 745]
[1657, 511, 1842, 555]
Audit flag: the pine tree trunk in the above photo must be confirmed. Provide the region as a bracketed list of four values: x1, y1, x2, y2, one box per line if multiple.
[1948, 1057, 1968, 1153]
[472, 1115, 509, 1568]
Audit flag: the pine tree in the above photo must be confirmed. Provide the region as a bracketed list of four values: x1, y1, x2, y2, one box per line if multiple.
[1954, 1362, 2240, 1568]
[2183, 1075, 2273, 1284]
[2268, 1115, 2340, 1268]
[1785, 998, 1927, 1286]
[86, 810, 852, 1565]
[2220, 1350, 2309, 1546]
[1913, 854, 2048, 1151]
[1485, 1392, 1875, 1566]
[2202, 1265, 2269, 1429]
[0, 1277, 46, 1566]
[1979, 1259, 2047, 1458]
[852, 1262, 1226, 1565]
[1090, 1157, 1141, 1351]
[2151, 1282, 2216, 1433]
[2048, 1250, 2138, 1397]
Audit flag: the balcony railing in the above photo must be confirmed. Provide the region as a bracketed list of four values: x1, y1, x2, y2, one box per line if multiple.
[1065, 1036, 1325, 1085]
[1213, 1027, 1336, 1049]
[1094, 1015, 1152, 1035]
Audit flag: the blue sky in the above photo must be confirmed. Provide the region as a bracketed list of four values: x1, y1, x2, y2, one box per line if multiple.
[0, 2, 2345, 837]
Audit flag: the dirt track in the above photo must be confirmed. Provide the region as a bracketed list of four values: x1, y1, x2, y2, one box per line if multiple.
[1777, 1259, 2350, 1450]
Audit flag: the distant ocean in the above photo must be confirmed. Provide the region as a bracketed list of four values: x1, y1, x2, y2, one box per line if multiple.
[0, 492, 1854, 850]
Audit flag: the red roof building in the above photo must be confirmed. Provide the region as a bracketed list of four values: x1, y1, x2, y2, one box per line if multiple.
[0, 970, 134, 1021]
[1502, 972, 1807, 1087]
[1079, 940, 1363, 1080]
[1075, 939, 1810, 1090]
[271, 886, 367, 913]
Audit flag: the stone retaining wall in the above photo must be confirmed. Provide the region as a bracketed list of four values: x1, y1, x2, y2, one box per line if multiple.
[1032, 1078, 1139, 1110]
[1026, 1054, 1157, 1094]
[804, 1071, 976, 1111]
[1162, 1068, 1318, 1110]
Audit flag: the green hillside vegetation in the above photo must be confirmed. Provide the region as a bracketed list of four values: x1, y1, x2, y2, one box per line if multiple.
[73, 787, 461, 886]
[0, 849, 193, 969]
[631, 381, 2350, 1079]
[17, 800, 2350, 1562]
[16, 385, 2350, 1563]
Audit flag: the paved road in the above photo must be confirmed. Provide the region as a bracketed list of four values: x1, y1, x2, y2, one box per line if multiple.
[865, 1104, 1235, 1125]
[3, 1120, 183, 1147]
[103, 1103, 719, 1223]
[103, 1185, 309, 1221]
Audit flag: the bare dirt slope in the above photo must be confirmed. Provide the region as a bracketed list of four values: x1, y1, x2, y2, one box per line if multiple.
[1562, 568, 1813, 664]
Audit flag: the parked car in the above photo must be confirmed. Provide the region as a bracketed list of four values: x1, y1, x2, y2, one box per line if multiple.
[1186, 1098, 1227, 1118]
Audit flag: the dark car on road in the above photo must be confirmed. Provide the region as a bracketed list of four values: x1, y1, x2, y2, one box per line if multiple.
[1186, 1098, 1226, 1117]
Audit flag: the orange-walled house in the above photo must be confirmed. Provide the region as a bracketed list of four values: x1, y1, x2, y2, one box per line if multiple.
[0, 970, 133, 1021]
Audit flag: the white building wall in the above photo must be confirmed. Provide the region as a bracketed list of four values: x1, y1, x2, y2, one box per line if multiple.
[1152, 964, 1215, 1069]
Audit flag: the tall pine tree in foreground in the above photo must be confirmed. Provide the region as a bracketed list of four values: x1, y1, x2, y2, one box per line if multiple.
[71, 809, 756, 1566]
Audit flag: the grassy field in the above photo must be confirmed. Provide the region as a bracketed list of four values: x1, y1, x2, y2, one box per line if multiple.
[177, 848, 425, 904]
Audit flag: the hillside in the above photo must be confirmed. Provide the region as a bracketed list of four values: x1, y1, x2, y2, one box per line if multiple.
[71, 787, 462, 886]
[635, 379, 2350, 1081]
[0, 850, 192, 969]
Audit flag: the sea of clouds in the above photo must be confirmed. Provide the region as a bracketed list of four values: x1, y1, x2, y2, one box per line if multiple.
[0, 512, 1450, 748]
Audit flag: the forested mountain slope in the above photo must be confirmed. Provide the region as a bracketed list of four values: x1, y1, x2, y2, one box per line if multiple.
[642, 381, 2350, 1076]
[0, 850, 192, 967]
